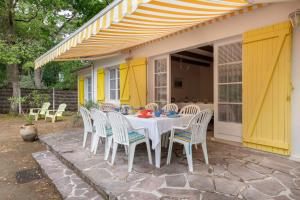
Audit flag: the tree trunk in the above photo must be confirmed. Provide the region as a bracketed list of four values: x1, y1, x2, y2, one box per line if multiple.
[34, 67, 42, 89]
[6, 0, 20, 113]
[7, 64, 20, 113]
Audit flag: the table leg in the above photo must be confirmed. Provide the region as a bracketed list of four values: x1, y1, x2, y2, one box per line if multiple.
[155, 142, 161, 168]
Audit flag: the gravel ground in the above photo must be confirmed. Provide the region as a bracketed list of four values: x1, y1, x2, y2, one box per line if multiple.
[0, 114, 81, 200]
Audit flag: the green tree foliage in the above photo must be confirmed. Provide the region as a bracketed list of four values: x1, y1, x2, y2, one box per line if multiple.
[0, 0, 111, 88]
[42, 61, 85, 89]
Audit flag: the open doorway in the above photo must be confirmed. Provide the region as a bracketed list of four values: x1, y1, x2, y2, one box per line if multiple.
[170, 45, 214, 132]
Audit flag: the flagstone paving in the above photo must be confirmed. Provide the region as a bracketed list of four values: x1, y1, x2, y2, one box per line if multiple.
[35, 130, 300, 200]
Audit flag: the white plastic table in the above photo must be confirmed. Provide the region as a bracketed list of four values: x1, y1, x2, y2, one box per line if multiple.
[126, 115, 191, 168]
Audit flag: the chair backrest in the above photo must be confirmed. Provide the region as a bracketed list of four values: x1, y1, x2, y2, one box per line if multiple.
[145, 103, 159, 111]
[55, 103, 67, 117]
[107, 112, 132, 145]
[179, 104, 200, 115]
[99, 103, 116, 112]
[40, 102, 51, 115]
[187, 109, 213, 144]
[162, 103, 178, 113]
[79, 107, 93, 133]
[90, 108, 109, 138]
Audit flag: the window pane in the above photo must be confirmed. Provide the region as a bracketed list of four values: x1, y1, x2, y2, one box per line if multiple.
[228, 84, 242, 103]
[155, 73, 167, 87]
[219, 85, 227, 102]
[110, 80, 116, 90]
[155, 59, 167, 73]
[155, 88, 167, 102]
[110, 69, 116, 79]
[218, 104, 227, 122]
[228, 104, 242, 123]
[110, 90, 116, 100]
[218, 65, 227, 83]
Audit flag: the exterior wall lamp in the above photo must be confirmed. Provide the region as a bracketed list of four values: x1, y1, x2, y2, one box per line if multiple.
[289, 9, 300, 28]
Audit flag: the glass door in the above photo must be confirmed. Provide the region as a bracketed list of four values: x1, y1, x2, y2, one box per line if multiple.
[214, 40, 243, 142]
[154, 58, 168, 106]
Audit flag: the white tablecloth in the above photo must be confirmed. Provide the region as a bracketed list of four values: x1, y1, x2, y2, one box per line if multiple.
[126, 115, 190, 149]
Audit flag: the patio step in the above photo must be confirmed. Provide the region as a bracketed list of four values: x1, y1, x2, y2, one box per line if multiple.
[32, 151, 105, 200]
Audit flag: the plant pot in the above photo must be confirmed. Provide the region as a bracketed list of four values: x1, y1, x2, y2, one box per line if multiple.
[20, 124, 38, 142]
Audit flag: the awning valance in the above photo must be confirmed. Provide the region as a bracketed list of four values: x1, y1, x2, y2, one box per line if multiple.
[35, 0, 252, 68]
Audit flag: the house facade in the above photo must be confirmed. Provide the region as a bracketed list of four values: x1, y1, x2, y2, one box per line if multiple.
[36, 1, 300, 161]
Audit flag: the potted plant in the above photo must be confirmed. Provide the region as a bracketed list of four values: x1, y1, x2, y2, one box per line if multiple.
[20, 115, 38, 142]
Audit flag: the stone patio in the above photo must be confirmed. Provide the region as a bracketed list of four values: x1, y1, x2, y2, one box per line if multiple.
[34, 130, 300, 200]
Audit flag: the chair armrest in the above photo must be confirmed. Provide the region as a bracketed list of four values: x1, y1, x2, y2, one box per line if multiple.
[46, 110, 56, 115]
[132, 127, 149, 138]
[132, 127, 146, 131]
[172, 126, 189, 131]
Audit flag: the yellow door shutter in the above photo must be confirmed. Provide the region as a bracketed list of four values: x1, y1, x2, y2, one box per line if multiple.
[97, 68, 105, 103]
[78, 76, 85, 105]
[120, 63, 130, 105]
[243, 21, 292, 155]
[120, 58, 147, 108]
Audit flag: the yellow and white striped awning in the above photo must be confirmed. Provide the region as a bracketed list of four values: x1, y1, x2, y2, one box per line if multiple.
[35, 0, 253, 68]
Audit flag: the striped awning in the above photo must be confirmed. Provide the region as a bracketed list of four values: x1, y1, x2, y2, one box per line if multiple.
[35, 0, 252, 68]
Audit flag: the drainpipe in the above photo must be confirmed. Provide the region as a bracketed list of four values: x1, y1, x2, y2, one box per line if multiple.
[290, 10, 300, 161]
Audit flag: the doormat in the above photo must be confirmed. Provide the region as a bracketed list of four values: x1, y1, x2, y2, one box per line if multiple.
[16, 168, 43, 184]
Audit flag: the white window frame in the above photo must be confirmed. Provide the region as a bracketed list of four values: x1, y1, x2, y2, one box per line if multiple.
[152, 55, 171, 106]
[108, 67, 120, 102]
[214, 37, 243, 143]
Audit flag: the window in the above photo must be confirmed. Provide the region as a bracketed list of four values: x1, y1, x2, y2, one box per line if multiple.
[218, 42, 242, 123]
[86, 76, 92, 101]
[109, 68, 120, 101]
[154, 58, 168, 105]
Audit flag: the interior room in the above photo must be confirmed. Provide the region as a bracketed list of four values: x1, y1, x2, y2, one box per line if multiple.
[170, 45, 214, 110]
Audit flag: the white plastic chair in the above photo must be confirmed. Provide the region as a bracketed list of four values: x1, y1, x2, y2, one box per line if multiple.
[79, 107, 93, 148]
[99, 103, 116, 112]
[167, 109, 213, 172]
[90, 108, 113, 160]
[145, 103, 159, 111]
[179, 104, 200, 115]
[45, 103, 67, 123]
[162, 103, 178, 113]
[107, 112, 153, 172]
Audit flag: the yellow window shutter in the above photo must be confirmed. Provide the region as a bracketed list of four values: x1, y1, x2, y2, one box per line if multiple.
[120, 63, 130, 105]
[97, 68, 105, 103]
[120, 58, 147, 108]
[242, 21, 292, 155]
[78, 76, 85, 105]
[129, 58, 147, 108]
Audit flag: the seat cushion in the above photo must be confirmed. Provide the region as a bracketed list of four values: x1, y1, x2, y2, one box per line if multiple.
[174, 130, 191, 142]
[128, 131, 145, 144]
[106, 127, 113, 136]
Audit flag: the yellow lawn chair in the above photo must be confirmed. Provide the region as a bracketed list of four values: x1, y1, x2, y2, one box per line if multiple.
[45, 103, 67, 123]
[29, 102, 51, 121]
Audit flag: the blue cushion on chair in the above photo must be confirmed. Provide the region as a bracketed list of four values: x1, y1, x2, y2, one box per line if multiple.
[128, 131, 145, 144]
[106, 127, 113, 136]
[174, 130, 192, 142]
